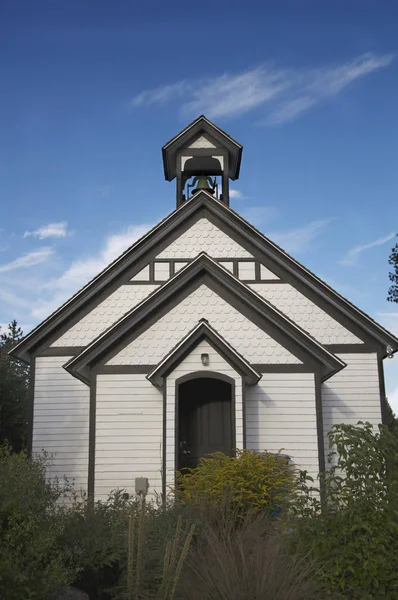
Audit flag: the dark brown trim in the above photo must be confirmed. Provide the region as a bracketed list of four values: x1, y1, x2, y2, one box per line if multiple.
[13, 192, 397, 364]
[88, 373, 97, 500]
[377, 353, 388, 425]
[315, 371, 326, 476]
[324, 344, 373, 354]
[98, 365, 155, 375]
[162, 383, 167, 503]
[27, 357, 35, 456]
[124, 281, 159, 286]
[66, 255, 344, 385]
[242, 377, 247, 450]
[174, 372, 236, 479]
[207, 209, 393, 350]
[251, 364, 315, 373]
[37, 346, 86, 357]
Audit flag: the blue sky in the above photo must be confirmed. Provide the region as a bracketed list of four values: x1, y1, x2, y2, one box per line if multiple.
[1, 1, 398, 409]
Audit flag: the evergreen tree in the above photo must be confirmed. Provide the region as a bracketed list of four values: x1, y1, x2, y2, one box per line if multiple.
[388, 235, 398, 303]
[0, 321, 29, 451]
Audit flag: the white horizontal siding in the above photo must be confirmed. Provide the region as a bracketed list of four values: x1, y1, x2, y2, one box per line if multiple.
[95, 374, 163, 502]
[33, 356, 89, 492]
[250, 283, 361, 345]
[156, 218, 252, 259]
[165, 340, 243, 492]
[322, 353, 382, 466]
[108, 285, 301, 365]
[245, 373, 319, 480]
[52, 284, 158, 346]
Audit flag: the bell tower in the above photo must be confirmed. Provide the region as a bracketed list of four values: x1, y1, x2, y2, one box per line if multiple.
[162, 115, 243, 208]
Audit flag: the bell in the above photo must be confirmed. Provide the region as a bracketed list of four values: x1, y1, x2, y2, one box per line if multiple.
[191, 175, 215, 195]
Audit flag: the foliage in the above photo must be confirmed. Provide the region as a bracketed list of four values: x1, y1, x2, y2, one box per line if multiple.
[0, 444, 77, 600]
[288, 422, 398, 600]
[175, 449, 295, 516]
[388, 235, 398, 303]
[0, 320, 29, 451]
[180, 509, 330, 600]
[386, 399, 398, 438]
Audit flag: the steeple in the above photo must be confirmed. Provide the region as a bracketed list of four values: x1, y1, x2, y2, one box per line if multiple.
[162, 115, 243, 208]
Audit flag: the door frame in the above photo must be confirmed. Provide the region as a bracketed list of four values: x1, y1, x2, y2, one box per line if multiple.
[174, 371, 236, 476]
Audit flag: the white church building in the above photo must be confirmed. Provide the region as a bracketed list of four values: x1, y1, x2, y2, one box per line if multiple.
[11, 116, 398, 501]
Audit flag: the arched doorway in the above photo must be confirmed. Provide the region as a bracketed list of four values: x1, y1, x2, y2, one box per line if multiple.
[177, 375, 234, 471]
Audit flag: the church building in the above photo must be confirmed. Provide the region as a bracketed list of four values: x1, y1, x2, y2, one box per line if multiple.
[11, 116, 398, 501]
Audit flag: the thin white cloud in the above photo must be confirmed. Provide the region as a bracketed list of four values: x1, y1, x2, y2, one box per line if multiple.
[340, 232, 396, 266]
[31, 224, 152, 320]
[229, 189, 244, 199]
[24, 221, 71, 240]
[241, 206, 278, 227]
[376, 312, 398, 336]
[0, 247, 54, 274]
[130, 53, 394, 125]
[266, 219, 333, 254]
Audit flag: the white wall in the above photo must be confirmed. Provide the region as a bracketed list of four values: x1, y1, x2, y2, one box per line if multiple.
[52, 284, 158, 347]
[245, 373, 319, 480]
[164, 340, 244, 493]
[250, 283, 361, 345]
[322, 353, 382, 466]
[108, 285, 301, 366]
[33, 356, 89, 493]
[95, 374, 163, 501]
[156, 218, 252, 259]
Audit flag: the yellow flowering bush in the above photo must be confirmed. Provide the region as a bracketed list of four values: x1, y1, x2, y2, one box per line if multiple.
[175, 450, 295, 514]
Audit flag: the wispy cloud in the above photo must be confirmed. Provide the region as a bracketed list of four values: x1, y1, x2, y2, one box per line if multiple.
[241, 206, 278, 227]
[31, 224, 152, 320]
[340, 232, 396, 266]
[0, 247, 54, 274]
[24, 221, 71, 240]
[130, 53, 394, 125]
[376, 312, 398, 336]
[266, 219, 333, 254]
[229, 189, 244, 200]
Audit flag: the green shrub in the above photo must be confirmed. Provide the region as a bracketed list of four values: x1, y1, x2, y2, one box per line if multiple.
[0, 445, 77, 600]
[288, 422, 398, 599]
[175, 449, 295, 516]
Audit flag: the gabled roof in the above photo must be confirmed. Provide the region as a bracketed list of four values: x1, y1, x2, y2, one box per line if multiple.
[147, 319, 262, 387]
[162, 115, 243, 181]
[64, 253, 345, 385]
[10, 190, 398, 363]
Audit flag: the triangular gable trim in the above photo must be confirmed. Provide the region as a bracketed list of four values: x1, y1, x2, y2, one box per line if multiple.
[11, 191, 398, 363]
[147, 319, 262, 387]
[64, 253, 345, 385]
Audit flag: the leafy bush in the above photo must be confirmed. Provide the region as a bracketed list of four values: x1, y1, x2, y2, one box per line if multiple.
[175, 449, 295, 516]
[288, 422, 398, 599]
[0, 445, 76, 600]
[179, 509, 330, 600]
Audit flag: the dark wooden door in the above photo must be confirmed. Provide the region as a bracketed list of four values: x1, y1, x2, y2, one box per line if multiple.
[178, 377, 232, 471]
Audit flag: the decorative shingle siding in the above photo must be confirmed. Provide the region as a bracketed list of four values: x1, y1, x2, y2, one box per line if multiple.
[245, 373, 319, 480]
[165, 339, 244, 491]
[250, 283, 361, 344]
[33, 356, 89, 492]
[156, 218, 252, 259]
[107, 285, 302, 366]
[95, 374, 163, 501]
[52, 285, 158, 347]
[322, 353, 382, 466]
